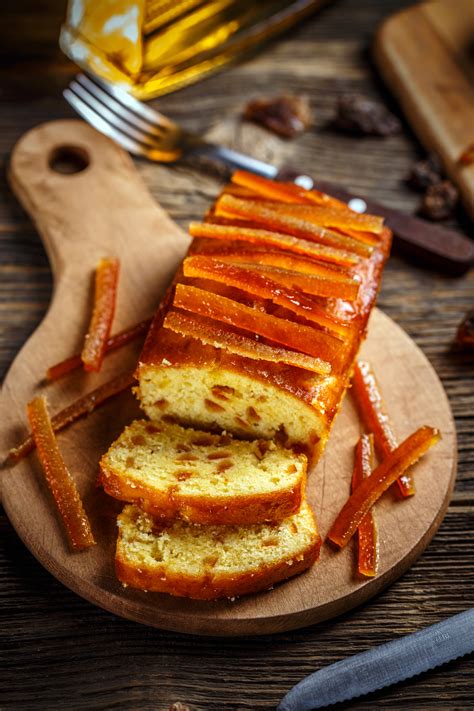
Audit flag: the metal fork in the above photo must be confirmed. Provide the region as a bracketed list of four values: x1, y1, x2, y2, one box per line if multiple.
[63, 73, 474, 274]
[63, 73, 313, 185]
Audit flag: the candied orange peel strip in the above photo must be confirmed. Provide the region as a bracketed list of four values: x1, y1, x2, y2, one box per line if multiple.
[259, 203, 384, 239]
[231, 170, 347, 209]
[81, 257, 120, 373]
[183, 256, 349, 346]
[195, 248, 354, 282]
[352, 434, 378, 577]
[47, 318, 151, 381]
[189, 222, 359, 267]
[174, 284, 336, 363]
[352, 360, 414, 497]
[164, 310, 332, 375]
[215, 195, 373, 257]
[328, 426, 440, 548]
[237, 263, 360, 301]
[9, 370, 135, 464]
[27, 396, 96, 550]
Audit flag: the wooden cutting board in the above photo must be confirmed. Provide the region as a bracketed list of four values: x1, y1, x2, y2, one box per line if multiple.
[0, 120, 457, 636]
[373, 0, 474, 221]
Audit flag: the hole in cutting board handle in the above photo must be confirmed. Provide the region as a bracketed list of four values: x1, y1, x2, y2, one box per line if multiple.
[49, 145, 90, 175]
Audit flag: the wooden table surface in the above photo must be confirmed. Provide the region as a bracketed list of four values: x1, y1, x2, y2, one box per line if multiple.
[1, 0, 473, 709]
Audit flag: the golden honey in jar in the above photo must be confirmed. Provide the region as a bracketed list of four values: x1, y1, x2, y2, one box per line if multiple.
[60, 0, 328, 99]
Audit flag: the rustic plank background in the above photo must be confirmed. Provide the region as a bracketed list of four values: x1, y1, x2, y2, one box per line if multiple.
[0, 0, 473, 709]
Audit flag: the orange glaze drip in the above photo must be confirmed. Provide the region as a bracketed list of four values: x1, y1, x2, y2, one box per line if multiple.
[174, 283, 336, 363]
[27, 396, 96, 550]
[215, 195, 373, 257]
[81, 257, 120, 372]
[328, 426, 440, 548]
[352, 360, 415, 497]
[352, 434, 378, 577]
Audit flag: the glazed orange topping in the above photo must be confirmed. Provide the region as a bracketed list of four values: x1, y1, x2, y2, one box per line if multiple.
[47, 317, 151, 381]
[215, 195, 373, 257]
[81, 257, 120, 372]
[328, 426, 440, 548]
[231, 170, 347, 209]
[174, 284, 338, 362]
[9, 370, 135, 463]
[27, 396, 95, 550]
[352, 360, 415, 497]
[183, 256, 349, 347]
[257, 203, 384, 238]
[195, 248, 354, 282]
[189, 222, 359, 267]
[352, 434, 378, 577]
[163, 310, 332, 375]
[236, 263, 360, 301]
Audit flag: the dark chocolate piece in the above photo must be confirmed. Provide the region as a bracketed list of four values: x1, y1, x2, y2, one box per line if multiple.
[455, 310, 474, 349]
[407, 155, 443, 192]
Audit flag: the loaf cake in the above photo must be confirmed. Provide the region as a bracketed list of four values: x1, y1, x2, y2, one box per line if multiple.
[136, 171, 391, 466]
[100, 420, 306, 525]
[116, 501, 321, 600]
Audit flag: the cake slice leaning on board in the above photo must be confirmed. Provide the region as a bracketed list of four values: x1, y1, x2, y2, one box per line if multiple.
[136, 172, 391, 467]
[102, 171, 391, 600]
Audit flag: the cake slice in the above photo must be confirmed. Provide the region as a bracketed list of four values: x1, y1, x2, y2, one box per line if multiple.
[116, 501, 321, 599]
[100, 420, 306, 525]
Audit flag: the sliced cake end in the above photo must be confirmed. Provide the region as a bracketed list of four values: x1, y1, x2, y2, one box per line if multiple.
[116, 501, 321, 600]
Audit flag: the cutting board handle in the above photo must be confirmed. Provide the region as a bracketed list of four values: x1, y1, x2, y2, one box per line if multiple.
[9, 120, 186, 283]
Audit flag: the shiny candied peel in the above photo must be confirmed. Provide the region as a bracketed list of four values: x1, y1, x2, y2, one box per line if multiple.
[183, 255, 350, 347]
[173, 283, 334, 363]
[9, 370, 136, 463]
[352, 434, 378, 577]
[328, 426, 440, 548]
[163, 310, 332, 375]
[81, 257, 120, 372]
[215, 194, 373, 258]
[231, 169, 348, 209]
[189, 222, 359, 267]
[27, 396, 95, 551]
[352, 360, 414, 497]
[47, 318, 151, 381]
[254, 202, 383, 242]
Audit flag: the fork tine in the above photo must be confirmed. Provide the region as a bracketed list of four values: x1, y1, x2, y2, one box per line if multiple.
[69, 79, 170, 149]
[63, 89, 179, 162]
[80, 73, 177, 131]
[63, 88, 149, 157]
[76, 74, 168, 139]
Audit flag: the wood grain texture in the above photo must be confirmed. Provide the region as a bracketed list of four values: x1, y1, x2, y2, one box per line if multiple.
[373, 0, 474, 219]
[1, 120, 456, 636]
[0, 0, 473, 708]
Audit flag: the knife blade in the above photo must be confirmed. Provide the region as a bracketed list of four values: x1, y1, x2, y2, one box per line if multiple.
[277, 608, 474, 711]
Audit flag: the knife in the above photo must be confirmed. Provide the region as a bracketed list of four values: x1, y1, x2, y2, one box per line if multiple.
[276, 168, 474, 276]
[277, 608, 474, 710]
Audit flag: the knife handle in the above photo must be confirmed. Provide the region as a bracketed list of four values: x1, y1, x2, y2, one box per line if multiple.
[276, 168, 474, 276]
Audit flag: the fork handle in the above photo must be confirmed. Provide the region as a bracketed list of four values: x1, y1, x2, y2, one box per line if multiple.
[190, 142, 278, 179]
